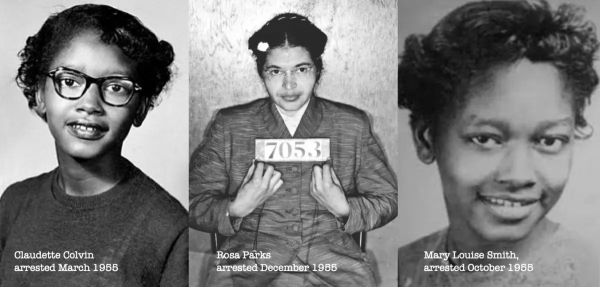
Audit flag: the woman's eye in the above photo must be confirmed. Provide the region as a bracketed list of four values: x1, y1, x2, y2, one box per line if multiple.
[105, 84, 126, 93]
[59, 78, 80, 88]
[269, 70, 281, 75]
[470, 135, 501, 149]
[536, 136, 568, 153]
[298, 67, 308, 73]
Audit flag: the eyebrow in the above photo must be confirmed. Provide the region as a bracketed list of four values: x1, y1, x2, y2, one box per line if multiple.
[264, 62, 313, 70]
[464, 116, 509, 131]
[58, 64, 134, 78]
[464, 116, 573, 132]
[533, 117, 573, 133]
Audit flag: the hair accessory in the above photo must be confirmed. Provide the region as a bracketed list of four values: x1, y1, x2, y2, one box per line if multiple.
[257, 42, 269, 52]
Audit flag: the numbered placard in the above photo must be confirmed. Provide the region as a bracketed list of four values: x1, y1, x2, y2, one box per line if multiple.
[255, 138, 330, 162]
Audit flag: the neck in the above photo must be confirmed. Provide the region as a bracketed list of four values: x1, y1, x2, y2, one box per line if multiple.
[56, 148, 129, 197]
[279, 108, 298, 117]
[446, 218, 554, 266]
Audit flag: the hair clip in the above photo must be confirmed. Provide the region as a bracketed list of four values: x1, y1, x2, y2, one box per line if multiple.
[257, 42, 269, 52]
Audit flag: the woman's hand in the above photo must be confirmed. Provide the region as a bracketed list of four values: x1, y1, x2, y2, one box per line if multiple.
[310, 162, 350, 218]
[229, 161, 283, 218]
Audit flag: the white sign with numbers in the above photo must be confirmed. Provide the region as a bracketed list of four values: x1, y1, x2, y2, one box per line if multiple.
[255, 138, 330, 162]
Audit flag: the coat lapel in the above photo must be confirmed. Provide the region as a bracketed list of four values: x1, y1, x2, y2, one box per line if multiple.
[261, 96, 323, 139]
[262, 100, 292, 138]
[294, 96, 323, 138]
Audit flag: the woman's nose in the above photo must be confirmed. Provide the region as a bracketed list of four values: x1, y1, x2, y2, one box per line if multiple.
[76, 83, 105, 115]
[282, 72, 297, 90]
[494, 144, 536, 191]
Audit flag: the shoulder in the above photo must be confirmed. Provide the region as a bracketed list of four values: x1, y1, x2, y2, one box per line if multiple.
[317, 97, 372, 136]
[533, 224, 599, 284]
[218, 98, 268, 119]
[1, 170, 56, 229]
[1, 170, 55, 205]
[398, 229, 446, 286]
[318, 97, 369, 120]
[128, 166, 187, 232]
[398, 229, 446, 264]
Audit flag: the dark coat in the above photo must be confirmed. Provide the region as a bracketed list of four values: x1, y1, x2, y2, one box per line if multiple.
[190, 96, 397, 286]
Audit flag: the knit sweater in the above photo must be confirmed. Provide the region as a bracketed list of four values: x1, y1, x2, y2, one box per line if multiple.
[0, 162, 188, 286]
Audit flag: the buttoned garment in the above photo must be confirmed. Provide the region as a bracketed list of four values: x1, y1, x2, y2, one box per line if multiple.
[190, 96, 398, 287]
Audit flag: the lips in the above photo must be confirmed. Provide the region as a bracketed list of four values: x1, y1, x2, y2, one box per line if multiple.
[280, 94, 301, 101]
[66, 120, 108, 140]
[478, 193, 541, 221]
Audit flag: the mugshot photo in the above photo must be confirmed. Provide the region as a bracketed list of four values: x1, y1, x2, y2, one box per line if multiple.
[188, 0, 399, 286]
[397, 0, 600, 286]
[0, 0, 189, 285]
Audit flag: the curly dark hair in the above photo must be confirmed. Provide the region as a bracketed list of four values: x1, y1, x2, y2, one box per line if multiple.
[248, 13, 328, 82]
[16, 4, 175, 120]
[398, 0, 599, 135]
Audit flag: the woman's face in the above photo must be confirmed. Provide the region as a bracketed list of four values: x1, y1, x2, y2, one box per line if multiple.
[433, 60, 575, 242]
[39, 31, 142, 162]
[262, 46, 317, 113]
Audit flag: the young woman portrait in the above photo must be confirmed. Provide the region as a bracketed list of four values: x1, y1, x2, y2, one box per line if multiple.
[189, 1, 399, 286]
[0, 2, 189, 286]
[397, 0, 600, 286]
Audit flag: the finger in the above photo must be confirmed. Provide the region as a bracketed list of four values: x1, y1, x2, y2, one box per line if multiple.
[310, 171, 317, 195]
[268, 170, 282, 191]
[272, 179, 284, 194]
[322, 163, 333, 186]
[313, 165, 323, 192]
[243, 160, 256, 183]
[262, 164, 275, 182]
[330, 165, 341, 185]
[252, 161, 264, 181]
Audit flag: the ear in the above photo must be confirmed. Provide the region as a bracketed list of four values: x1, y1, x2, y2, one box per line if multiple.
[411, 118, 435, 164]
[34, 90, 47, 121]
[133, 97, 150, 127]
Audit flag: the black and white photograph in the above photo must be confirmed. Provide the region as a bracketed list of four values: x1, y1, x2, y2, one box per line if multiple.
[397, 0, 600, 286]
[188, 1, 399, 286]
[0, 1, 189, 285]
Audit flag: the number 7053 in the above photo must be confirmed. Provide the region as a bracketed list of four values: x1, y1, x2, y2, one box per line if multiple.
[255, 138, 330, 162]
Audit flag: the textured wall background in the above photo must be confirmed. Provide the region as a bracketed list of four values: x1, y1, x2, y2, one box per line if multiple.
[189, 0, 398, 286]
[397, 0, 600, 268]
[0, 1, 189, 207]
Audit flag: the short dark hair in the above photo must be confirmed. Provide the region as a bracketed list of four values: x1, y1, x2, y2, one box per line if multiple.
[398, 0, 599, 135]
[248, 12, 327, 82]
[16, 4, 175, 120]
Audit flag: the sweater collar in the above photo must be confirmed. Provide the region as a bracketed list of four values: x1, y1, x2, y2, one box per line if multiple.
[50, 160, 138, 209]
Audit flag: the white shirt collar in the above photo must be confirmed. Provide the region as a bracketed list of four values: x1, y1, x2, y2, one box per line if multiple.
[275, 99, 310, 136]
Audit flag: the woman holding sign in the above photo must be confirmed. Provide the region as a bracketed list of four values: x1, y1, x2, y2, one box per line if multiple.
[397, 0, 599, 286]
[189, 13, 397, 286]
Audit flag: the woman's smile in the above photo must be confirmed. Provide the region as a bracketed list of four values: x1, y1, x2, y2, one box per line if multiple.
[66, 119, 109, 140]
[477, 192, 541, 221]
